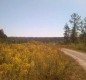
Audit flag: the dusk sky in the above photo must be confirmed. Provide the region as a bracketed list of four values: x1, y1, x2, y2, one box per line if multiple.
[0, 0, 86, 37]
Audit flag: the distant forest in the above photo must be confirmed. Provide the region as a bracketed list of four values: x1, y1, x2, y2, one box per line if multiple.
[0, 29, 63, 43]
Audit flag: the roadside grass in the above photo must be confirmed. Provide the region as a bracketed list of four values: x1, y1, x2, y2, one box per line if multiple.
[59, 52, 86, 80]
[63, 43, 86, 53]
[0, 41, 86, 80]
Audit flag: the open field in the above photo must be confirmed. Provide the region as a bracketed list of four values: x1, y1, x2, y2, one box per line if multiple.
[0, 0, 86, 79]
[0, 41, 86, 80]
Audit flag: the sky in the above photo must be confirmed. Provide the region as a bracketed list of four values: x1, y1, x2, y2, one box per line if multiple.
[0, 0, 86, 37]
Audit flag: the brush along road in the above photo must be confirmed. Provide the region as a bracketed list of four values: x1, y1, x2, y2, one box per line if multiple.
[61, 48, 86, 70]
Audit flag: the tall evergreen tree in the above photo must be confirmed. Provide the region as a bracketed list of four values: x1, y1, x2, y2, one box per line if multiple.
[69, 13, 81, 43]
[79, 17, 86, 43]
[64, 23, 70, 43]
[83, 17, 86, 33]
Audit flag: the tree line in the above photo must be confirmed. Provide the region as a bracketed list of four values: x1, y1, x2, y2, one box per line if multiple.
[64, 13, 86, 44]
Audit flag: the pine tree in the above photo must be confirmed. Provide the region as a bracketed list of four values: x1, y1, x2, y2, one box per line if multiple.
[69, 13, 81, 43]
[64, 23, 70, 43]
[79, 17, 86, 43]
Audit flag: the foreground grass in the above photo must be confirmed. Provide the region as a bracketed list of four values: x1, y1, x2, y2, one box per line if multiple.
[0, 41, 86, 80]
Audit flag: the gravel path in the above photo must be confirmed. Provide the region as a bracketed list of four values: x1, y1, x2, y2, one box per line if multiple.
[61, 48, 86, 70]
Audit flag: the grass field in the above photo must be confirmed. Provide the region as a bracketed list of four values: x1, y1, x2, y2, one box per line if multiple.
[0, 41, 86, 80]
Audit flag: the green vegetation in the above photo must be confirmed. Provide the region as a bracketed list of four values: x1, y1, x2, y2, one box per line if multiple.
[0, 41, 86, 80]
[0, 29, 7, 42]
[64, 13, 86, 43]
[64, 43, 86, 52]
[64, 13, 86, 52]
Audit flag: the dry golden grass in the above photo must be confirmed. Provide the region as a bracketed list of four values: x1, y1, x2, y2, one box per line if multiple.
[0, 41, 86, 80]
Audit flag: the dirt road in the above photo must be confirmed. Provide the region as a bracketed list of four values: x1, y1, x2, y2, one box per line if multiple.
[61, 48, 86, 70]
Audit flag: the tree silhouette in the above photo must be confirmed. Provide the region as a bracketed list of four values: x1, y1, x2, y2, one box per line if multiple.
[0, 29, 7, 40]
[64, 23, 70, 43]
[79, 17, 86, 43]
[69, 13, 81, 43]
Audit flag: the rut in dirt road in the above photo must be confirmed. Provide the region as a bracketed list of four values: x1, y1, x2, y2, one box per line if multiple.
[61, 48, 86, 71]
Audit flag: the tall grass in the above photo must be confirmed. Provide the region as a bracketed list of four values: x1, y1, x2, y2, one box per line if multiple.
[0, 41, 86, 80]
[64, 43, 86, 52]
